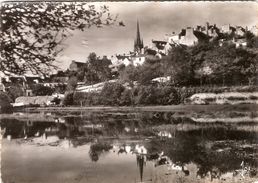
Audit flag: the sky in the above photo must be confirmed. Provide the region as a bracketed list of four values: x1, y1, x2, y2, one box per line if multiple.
[55, 1, 257, 71]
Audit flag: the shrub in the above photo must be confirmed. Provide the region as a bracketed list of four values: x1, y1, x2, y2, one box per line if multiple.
[100, 82, 125, 106]
[51, 97, 61, 105]
[205, 97, 216, 102]
[249, 95, 258, 100]
[227, 96, 246, 101]
[73, 92, 88, 106]
[0, 91, 13, 113]
[32, 84, 53, 96]
[135, 86, 157, 105]
[120, 89, 132, 106]
[62, 91, 74, 106]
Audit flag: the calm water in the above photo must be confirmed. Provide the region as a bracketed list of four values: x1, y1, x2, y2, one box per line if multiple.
[1, 109, 258, 183]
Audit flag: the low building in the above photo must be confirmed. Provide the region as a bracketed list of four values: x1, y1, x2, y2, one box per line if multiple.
[14, 96, 56, 106]
[131, 54, 146, 66]
[116, 54, 132, 66]
[180, 27, 198, 46]
[250, 25, 258, 36]
[69, 60, 87, 71]
[234, 38, 247, 48]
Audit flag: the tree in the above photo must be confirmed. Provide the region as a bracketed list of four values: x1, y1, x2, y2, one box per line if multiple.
[53, 83, 67, 94]
[55, 70, 66, 77]
[87, 53, 112, 83]
[250, 36, 258, 48]
[120, 89, 132, 106]
[66, 76, 78, 91]
[118, 64, 139, 88]
[204, 43, 237, 86]
[240, 53, 258, 86]
[0, 91, 13, 112]
[100, 82, 125, 106]
[137, 60, 162, 85]
[134, 86, 157, 105]
[1, 2, 119, 75]
[162, 46, 193, 86]
[6, 84, 24, 102]
[62, 91, 74, 106]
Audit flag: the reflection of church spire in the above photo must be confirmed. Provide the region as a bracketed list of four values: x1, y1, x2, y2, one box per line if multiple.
[134, 19, 144, 53]
[136, 154, 145, 182]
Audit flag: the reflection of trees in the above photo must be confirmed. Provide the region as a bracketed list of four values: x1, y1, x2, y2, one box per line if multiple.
[2, 119, 26, 138]
[89, 142, 113, 162]
[2, 119, 55, 139]
[148, 129, 257, 178]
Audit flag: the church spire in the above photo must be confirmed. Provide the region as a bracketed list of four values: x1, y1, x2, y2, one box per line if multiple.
[134, 19, 144, 53]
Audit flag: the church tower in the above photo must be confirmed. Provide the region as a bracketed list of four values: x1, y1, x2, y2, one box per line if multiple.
[134, 19, 144, 54]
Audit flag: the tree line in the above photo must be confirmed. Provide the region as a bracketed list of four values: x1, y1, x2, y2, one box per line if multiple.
[62, 83, 258, 106]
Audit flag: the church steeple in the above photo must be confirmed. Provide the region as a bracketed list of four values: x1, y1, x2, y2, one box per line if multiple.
[134, 19, 144, 53]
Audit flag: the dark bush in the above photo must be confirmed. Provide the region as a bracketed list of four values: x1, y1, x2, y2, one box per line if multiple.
[120, 89, 132, 106]
[227, 96, 246, 101]
[0, 91, 13, 113]
[62, 91, 74, 106]
[249, 95, 258, 100]
[101, 82, 125, 106]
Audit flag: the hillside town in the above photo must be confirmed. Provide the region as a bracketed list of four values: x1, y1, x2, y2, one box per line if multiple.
[1, 20, 258, 105]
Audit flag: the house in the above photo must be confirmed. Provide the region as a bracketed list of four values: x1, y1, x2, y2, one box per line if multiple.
[166, 32, 181, 45]
[144, 48, 160, 60]
[131, 54, 146, 66]
[234, 38, 247, 48]
[2, 74, 44, 97]
[235, 26, 246, 37]
[165, 27, 199, 47]
[116, 54, 132, 66]
[180, 27, 198, 46]
[221, 23, 231, 33]
[69, 60, 87, 71]
[151, 40, 171, 55]
[250, 25, 258, 36]
[195, 22, 219, 40]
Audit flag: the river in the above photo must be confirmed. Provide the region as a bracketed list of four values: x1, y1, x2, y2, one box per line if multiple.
[1, 107, 258, 183]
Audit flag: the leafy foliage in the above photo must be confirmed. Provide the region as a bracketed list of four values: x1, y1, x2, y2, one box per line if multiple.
[0, 91, 13, 112]
[1, 2, 118, 75]
[137, 60, 163, 85]
[66, 75, 78, 91]
[62, 91, 74, 106]
[32, 84, 53, 96]
[87, 53, 112, 83]
[52, 83, 67, 94]
[100, 82, 125, 106]
[5, 84, 24, 102]
[118, 64, 139, 88]
[120, 89, 132, 106]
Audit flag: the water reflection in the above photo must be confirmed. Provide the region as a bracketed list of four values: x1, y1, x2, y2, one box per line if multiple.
[1, 110, 258, 183]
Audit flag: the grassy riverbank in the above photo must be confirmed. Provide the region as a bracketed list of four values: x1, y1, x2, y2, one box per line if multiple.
[25, 103, 258, 112]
